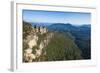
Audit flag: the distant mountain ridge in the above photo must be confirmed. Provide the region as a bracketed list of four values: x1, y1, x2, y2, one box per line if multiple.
[32, 22, 52, 27]
[48, 23, 91, 31]
[31, 22, 90, 29]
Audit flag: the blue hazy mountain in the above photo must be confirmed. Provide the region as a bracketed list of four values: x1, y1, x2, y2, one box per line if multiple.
[48, 23, 90, 31]
[48, 23, 78, 31]
[32, 22, 52, 27]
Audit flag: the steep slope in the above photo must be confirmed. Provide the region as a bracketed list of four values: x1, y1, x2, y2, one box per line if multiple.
[45, 32, 82, 61]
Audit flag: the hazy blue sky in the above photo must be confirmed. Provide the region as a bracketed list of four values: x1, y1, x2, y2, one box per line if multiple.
[23, 10, 91, 25]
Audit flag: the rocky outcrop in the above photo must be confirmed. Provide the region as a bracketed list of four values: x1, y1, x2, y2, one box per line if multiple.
[24, 48, 36, 62]
[23, 31, 54, 62]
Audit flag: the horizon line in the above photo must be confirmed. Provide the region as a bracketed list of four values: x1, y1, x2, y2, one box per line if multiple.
[23, 20, 91, 25]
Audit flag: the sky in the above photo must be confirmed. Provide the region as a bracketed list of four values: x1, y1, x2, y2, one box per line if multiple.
[23, 10, 91, 25]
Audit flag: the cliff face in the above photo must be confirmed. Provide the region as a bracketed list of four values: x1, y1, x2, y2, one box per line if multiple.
[23, 32, 54, 62]
[23, 21, 54, 62]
